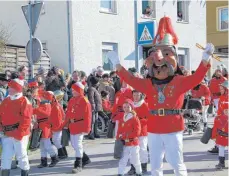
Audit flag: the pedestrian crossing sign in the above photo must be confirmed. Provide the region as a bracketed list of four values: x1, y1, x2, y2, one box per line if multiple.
[138, 21, 155, 45]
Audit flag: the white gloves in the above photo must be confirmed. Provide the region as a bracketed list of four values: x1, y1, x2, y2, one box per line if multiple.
[107, 51, 120, 67]
[202, 43, 215, 62]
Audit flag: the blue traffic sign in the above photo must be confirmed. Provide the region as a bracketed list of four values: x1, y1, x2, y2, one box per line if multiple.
[137, 21, 155, 45]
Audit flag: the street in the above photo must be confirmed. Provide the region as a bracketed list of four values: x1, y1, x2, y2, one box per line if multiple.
[10, 124, 228, 176]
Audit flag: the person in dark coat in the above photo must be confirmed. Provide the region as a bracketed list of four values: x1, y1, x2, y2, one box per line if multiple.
[110, 71, 121, 93]
[87, 76, 103, 139]
[45, 67, 65, 92]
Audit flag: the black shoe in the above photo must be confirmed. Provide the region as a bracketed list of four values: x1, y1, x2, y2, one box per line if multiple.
[82, 152, 91, 167]
[88, 135, 95, 140]
[21, 169, 29, 176]
[49, 155, 59, 167]
[72, 157, 82, 173]
[136, 174, 142, 176]
[127, 164, 136, 175]
[141, 163, 147, 173]
[37, 157, 48, 168]
[58, 148, 67, 159]
[1, 169, 10, 176]
[216, 157, 225, 170]
[94, 134, 100, 138]
[11, 160, 18, 170]
[208, 146, 219, 154]
[63, 147, 68, 157]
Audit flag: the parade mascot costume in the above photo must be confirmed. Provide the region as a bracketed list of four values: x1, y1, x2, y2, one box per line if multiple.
[108, 16, 214, 176]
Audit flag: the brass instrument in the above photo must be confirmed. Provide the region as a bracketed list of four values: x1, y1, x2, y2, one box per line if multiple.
[196, 43, 221, 62]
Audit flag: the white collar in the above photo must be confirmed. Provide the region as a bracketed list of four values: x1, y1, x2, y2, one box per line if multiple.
[9, 93, 23, 100]
[133, 100, 144, 108]
[123, 112, 134, 122]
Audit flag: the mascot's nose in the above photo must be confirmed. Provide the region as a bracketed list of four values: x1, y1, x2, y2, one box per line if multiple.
[153, 50, 164, 62]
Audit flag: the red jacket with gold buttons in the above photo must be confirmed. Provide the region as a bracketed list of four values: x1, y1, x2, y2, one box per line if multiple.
[133, 100, 149, 136]
[50, 101, 64, 132]
[0, 96, 33, 140]
[209, 76, 227, 100]
[65, 95, 91, 134]
[191, 83, 211, 105]
[217, 93, 229, 116]
[33, 101, 52, 138]
[212, 114, 228, 146]
[117, 62, 210, 134]
[115, 112, 141, 146]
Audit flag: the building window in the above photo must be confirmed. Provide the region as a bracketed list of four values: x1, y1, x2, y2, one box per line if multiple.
[177, 48, 189, 69]
[100, 0, 117, 14]
[218, 7, 228, 31]
[177, 0, 189, 22]
[141, 0, 156, 19]
[102, 42, 118, 71]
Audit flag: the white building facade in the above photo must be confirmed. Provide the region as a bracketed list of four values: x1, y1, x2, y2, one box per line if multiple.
[0, 0, 206, 75]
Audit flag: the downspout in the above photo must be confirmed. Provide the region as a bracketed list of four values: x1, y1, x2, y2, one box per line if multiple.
[67, 0, 72, 73]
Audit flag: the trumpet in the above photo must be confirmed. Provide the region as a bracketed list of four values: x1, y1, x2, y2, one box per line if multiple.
[196, 43, 221, 62]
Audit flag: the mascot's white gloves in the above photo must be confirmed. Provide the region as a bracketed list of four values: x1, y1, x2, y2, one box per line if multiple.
[202, 43, 215, 62]
[107, 51, 120, 67]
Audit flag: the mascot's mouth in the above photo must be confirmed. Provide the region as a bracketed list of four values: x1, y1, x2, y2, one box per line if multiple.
[153, 63, 168, 75]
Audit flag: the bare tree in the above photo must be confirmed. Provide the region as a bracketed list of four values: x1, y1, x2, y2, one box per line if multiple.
[0, 23, 11, 72]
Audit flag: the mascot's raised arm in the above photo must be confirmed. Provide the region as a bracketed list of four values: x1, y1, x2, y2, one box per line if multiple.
[108, 16, 214, 176]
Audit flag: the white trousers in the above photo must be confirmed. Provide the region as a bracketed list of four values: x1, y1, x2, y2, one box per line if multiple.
[213, 99, 219, 112]
[202, 105, 209, 123]
[148, 132, 187, 176]
[70, 134, 84, 158]
[52, 131, 62, 149]
[218, 145, 226, 157]
[1, 135, 30, 170]
[40, 138, 56, 158]
[139, 136, 148, 163]
[118, 146, 142, 175]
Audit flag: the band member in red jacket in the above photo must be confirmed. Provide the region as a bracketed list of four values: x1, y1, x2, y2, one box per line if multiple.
[209, 66, 227, 113]
[212, 102, 228, 170]
[0, 78, 33, 176]
[126, 90, 149, 175]
[191, 78, 211, 131]
[208, 80, 228, 154]
[34, 91, 59, 168]
[112, 81, 133, 137]
[109, 16, 214, 176]
[50, 90, 67, 159]
[64, 82, 91, 174]
[116, 99, 142, 176]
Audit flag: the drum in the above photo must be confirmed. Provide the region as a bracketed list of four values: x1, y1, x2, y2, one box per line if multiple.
[200, 127, 212, 144]
[107, 120, 115, 138]
[114, 139, 124, 159]
[61, 128, 70, 146]
[29, 128, 42, 150]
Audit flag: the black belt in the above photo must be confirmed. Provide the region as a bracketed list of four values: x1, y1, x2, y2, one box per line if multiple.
[3, 123, 19, 132]
[217, 129, 228, 137]
[69, 118, 84, 123]
[150, 109, 183, 116]
[37, 118, 48, 123]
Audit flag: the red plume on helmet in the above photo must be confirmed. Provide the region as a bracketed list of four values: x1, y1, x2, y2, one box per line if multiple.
[153, 16, 178, 46]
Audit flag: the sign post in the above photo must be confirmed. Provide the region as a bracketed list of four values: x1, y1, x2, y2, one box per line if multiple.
[22, 1, 43, 78]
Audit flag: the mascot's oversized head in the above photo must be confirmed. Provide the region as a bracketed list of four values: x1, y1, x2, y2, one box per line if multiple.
[146, 16, 183, 80]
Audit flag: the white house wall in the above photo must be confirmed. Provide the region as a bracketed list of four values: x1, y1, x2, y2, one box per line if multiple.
[70, 1, 136, 75]
[0, 1, 69, 73]
[137, 0, 206, 72]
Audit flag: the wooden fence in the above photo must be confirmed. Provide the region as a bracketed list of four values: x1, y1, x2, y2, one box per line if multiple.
[0, 44, 51, 77]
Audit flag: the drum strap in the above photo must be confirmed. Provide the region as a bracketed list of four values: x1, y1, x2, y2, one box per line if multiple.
[37, 118, 48, 123]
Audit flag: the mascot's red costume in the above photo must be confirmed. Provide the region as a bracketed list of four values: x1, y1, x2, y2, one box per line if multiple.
[108, 16, 215, 176]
